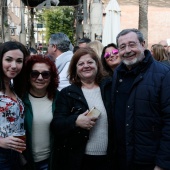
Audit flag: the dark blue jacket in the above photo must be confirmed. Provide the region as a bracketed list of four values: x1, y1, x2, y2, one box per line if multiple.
[112, 50, 170, 169]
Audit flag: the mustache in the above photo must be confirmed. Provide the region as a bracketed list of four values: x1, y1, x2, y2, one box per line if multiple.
[123, 52, 135, 58]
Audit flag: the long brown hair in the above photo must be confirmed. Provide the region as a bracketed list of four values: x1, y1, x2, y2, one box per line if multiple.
[0, 41, 29, 97]
[151, 44, 169, 61]
[68, 47, 105, 86]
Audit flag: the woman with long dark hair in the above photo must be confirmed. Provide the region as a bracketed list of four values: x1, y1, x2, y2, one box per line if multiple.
[101, 43, 121, 76]
[0, 41, 29, 170]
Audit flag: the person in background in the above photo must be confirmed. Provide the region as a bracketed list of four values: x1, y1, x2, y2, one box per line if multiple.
[37, 49, 42, 55]
[159, 40, 169, 53]
[48, 32, 73, 91]
[0, 41, 29, 169]
[78, 37, 91, 48]
[159, 40, 170, 59]
[101, 43, 121, 76]
[112, 28, 170, 170]
[50, 47, 113, 170]
[87, 40, 104, 58]
[151, 44, 170, 65]
[29, 47, 38, 56]
[23, 55, 59, 170]
[73, 45, 80, 53]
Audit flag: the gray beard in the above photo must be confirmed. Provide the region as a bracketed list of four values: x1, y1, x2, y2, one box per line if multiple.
[122, 52, 145, 68]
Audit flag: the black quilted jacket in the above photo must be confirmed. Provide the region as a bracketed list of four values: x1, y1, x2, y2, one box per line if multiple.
[112, 50, 170, 170]
[50, 78, 114, 170]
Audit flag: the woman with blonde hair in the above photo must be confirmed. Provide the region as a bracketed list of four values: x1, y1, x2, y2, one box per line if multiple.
[87, 40, 104, 58]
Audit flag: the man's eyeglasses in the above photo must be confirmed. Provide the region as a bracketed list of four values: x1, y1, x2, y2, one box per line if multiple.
[104, 49, 119, 59]
[118, 42, 139, 51]
[30, 70, 51, 79]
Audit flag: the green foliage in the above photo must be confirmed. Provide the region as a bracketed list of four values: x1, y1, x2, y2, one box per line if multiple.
[4, 20, 9, 28]
[40, 6, 75, 45]
[35, 9, 44, 23]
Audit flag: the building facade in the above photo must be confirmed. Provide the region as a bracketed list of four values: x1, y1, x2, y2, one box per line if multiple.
[1, 0, 170, 49]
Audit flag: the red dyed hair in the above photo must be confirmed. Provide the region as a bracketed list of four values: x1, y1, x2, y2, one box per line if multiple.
[25, 54, 59, 100]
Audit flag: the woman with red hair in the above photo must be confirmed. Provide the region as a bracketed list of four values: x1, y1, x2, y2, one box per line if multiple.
[23, 55, 59, 170]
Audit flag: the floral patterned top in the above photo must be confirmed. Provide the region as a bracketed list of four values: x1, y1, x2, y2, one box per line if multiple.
[0, 93, 24, 138]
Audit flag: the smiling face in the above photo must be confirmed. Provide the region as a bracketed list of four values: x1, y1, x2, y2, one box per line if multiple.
[104, 46, 121, 70]
[76, 54, 98, 83]
[29, 63, 51, 95]
[118, 32, 145, 69]
[2, 49, 24, 81]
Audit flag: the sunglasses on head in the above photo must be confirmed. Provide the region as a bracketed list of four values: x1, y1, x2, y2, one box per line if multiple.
[30, 70, 51, 79]
[104, 49, 119, 59]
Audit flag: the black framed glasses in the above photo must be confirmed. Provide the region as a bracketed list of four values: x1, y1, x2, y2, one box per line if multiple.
[118, 42, 139, 51]
[30, 70, 51, 79]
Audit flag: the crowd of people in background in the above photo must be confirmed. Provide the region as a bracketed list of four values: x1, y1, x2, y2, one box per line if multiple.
[0, 29, 170, 170]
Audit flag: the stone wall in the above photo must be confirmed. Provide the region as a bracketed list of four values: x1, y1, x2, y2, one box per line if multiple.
[120, 5, 170, 49]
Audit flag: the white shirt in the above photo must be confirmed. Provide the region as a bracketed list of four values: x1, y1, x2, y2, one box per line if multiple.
[55, 51, 73, 91]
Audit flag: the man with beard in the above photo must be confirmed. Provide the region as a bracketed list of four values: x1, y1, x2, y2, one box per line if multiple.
[112, 29, 170, 170]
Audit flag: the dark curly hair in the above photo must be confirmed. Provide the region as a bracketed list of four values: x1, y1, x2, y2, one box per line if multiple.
[0, 41, 29, 97]
[68, 47, 105, 86]
[101, 43, 118, 76]
[25, 55, 59, 100]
